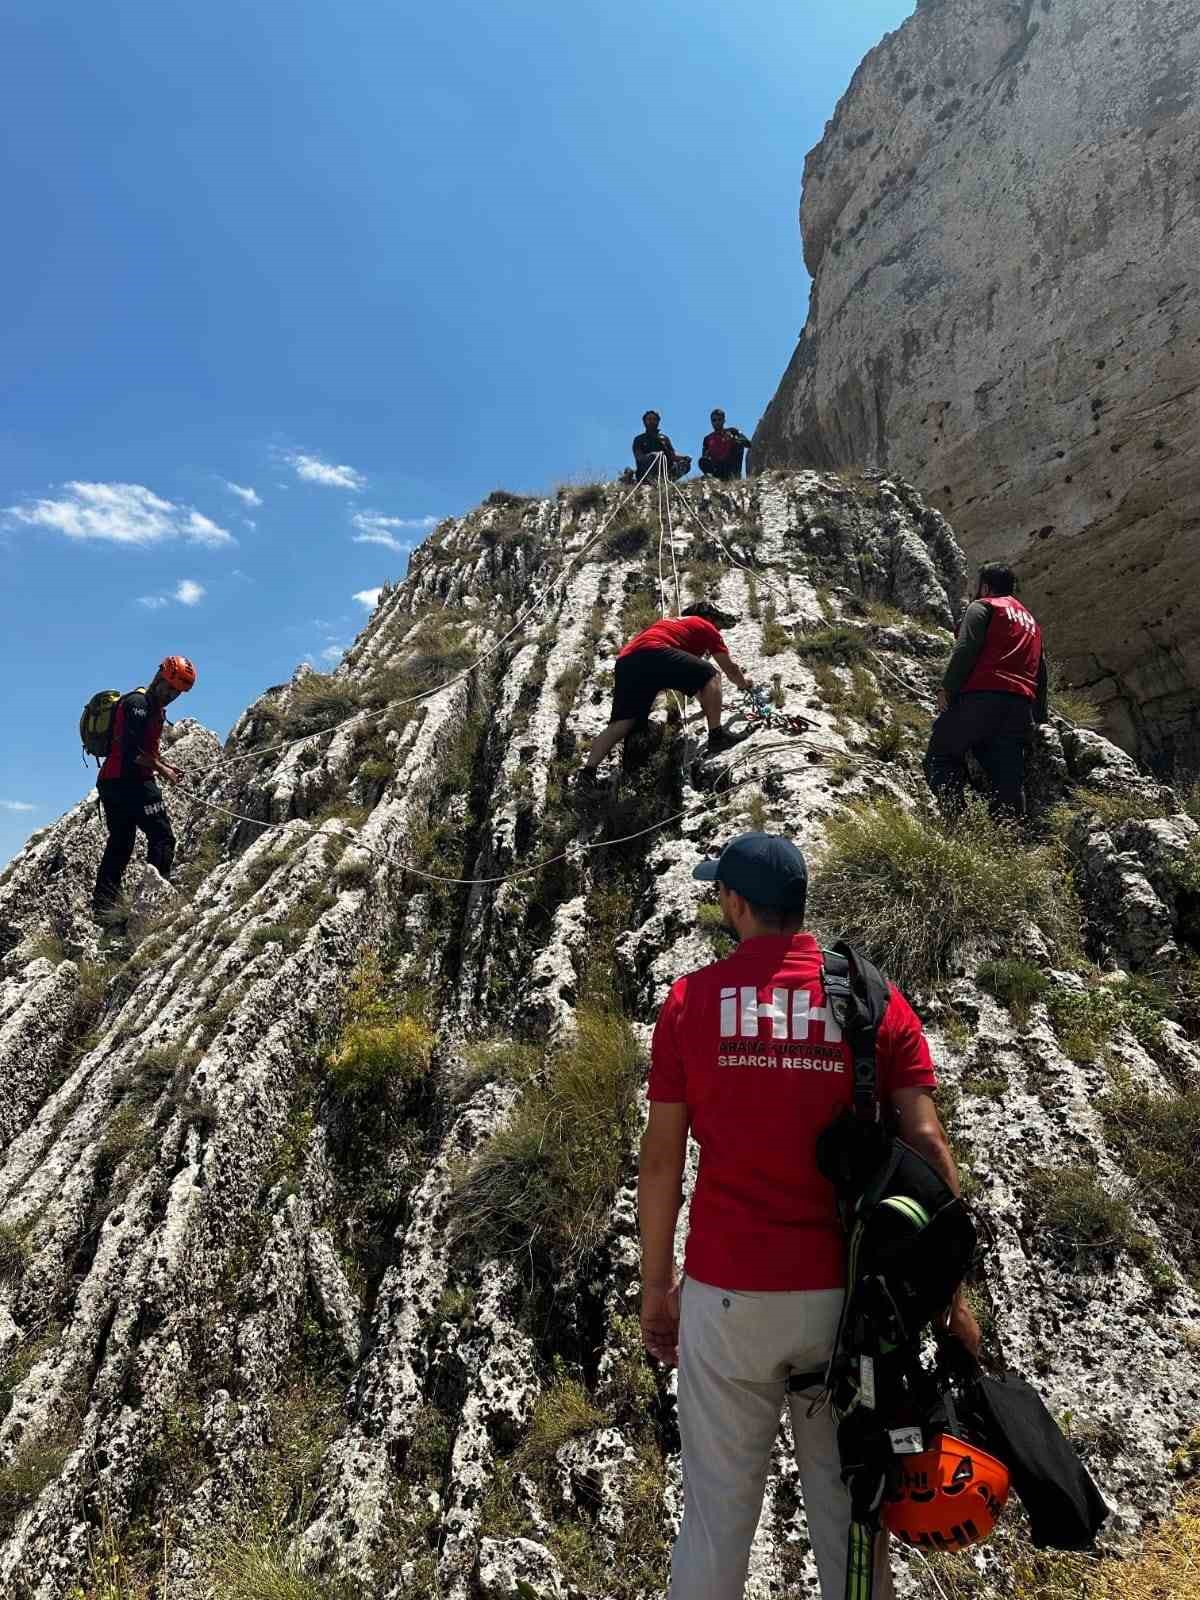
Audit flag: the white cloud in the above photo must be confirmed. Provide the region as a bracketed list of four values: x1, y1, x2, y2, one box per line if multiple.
[0, 800, 35, 813]
[5, 482, 234, 547]
[289, 452, 366, 491]
[319, 644, 345, 663]
[353, 587, 383, 609]
[350, 510, 436, 553]
[223, 480, 262, 507]
[139, 577, 207, 610]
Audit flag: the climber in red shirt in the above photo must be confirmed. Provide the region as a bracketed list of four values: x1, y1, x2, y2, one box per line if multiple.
[93, 655, 197, 923]
[698, 408, 751, 481]
[638, 832, 977, 1600]
[924, 562, 1048, 817]
[572, 601, 754, 798]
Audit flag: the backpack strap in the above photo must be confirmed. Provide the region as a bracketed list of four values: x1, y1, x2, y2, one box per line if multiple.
[822, 941, 891, 1125]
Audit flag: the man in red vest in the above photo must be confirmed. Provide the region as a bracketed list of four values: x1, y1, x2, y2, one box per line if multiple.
[924, 562, 1047, 817]
[93, 655, 197, 922]
[698, 409, 751, 481]
[573, 601, 753, 799]
[638, 832, 978, 1599]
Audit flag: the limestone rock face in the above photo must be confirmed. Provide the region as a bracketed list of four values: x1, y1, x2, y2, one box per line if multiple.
[0, 473, 1198, 1596]
[754, 0, 1200, 769]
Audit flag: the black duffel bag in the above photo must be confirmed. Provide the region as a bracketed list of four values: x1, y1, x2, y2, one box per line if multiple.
[960, 1367, 1109, 1550]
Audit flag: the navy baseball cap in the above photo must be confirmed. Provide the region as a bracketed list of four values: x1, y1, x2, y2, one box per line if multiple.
[693, 833, 809, 910]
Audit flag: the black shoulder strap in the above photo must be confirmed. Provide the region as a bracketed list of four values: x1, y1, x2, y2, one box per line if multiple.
[822, 941, 891, 1125]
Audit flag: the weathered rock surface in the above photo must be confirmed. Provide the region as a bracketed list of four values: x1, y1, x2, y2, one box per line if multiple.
[754, 0, 1200, 770]
[0, 472, 1197, 1597]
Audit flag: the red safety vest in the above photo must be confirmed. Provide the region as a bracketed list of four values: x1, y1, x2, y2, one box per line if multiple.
[961, 596, 1042, 700]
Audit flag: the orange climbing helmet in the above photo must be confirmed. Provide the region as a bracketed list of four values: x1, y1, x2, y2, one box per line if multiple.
[883, 1433, 1010, 1553]
[158, 655, 197, 693]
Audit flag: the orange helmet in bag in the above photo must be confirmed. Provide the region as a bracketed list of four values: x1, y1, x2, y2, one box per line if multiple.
[883, 1433, 1010, 1552]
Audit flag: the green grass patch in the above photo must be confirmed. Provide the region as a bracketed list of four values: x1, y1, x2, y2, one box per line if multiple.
[208, 1540, 358, 1600]
[325, 954, 434, 1100]
[794, 624, 870, 664]
[555, 663, 585, 716]
[812, 798, 1076, 993]
[1070, 788, 1169, 826]
[451, 1004, 643, 1272]
[1102, 1080, 1200, 1279]
[1024, 1163, 1153, 1269]
[760, 604, 791, 656]
[620, 587, 660, 639]
[606, 516, 652, 559]
[569, 483, 606, 513]
[1049, 664, 1105, 730]
[0, 1436, 74, 1540]
[1047, 984, 1123, 1061]
[977, 959, 1050, 1022]
[514, 1379, 606, 1472]
[283, 674, 363, 738]
[0, 1225, 29, 1286]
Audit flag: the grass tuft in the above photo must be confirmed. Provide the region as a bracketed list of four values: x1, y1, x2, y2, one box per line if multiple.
[325, 955, 433, 1100]
[812, 798, 1076, 992]
[794, 624, 870, 664]
[1024, 1164, 1149, 1267]
[451, 1005, 643, 1272]
[977, 959, 1050, 1022]
[514, 1380, 606, 1472]
[1102, 1081, 1200, 1280]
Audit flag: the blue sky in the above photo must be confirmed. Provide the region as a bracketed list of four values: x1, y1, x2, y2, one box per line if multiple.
[0, 0, 913, 863]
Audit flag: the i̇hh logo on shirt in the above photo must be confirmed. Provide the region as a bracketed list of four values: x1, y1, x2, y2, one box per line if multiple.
[716, 986, 846, 1073]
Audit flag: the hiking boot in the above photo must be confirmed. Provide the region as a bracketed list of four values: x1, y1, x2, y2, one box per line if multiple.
[569, 767, 607, 806]
[706, 725, 751, 755]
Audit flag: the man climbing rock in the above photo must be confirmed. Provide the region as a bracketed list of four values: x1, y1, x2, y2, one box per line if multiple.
[698, 408, 751, 480]
[632, 410, 691, 482]
[638, 832, 978, 1600]
[573, 602, 752, 797]
[924, 561, 1047, 817]
[93, 655, 197, 923]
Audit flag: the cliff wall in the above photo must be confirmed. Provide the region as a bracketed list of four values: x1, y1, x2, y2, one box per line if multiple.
[754, 0, 1200, 770]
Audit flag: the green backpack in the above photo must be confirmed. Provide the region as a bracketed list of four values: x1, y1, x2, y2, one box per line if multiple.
[79, 690, 124, 762]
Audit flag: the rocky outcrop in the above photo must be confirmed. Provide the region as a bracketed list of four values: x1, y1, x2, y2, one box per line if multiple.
[754, 0, 1200, 771]
[0, 472, 1198, 1597]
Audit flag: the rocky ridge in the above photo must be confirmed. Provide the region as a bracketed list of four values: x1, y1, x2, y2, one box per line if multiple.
[753, 0, 1200, 771]
[0, 471, 1197, 1597]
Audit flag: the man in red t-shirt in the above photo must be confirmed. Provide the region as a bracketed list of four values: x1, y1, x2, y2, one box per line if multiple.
[574, 602, 754, 796]
[698, 409, 751, 481]
[639, 832, 978, 1600]
[925, 561, 1048, 818]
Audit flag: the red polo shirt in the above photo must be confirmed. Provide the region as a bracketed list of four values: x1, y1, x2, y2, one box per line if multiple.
[649, 932, 937, 1291]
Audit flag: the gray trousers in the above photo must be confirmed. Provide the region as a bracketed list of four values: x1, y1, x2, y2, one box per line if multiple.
[669, 1278, 894, 1600]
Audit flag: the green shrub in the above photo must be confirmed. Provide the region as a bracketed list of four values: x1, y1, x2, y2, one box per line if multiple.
[0, 1226, 29, 1285]
[451, 1005, 643, 1271]
[1049, 664, 1104, 730]
[325, 955, 434, 1099]
[684, 559, 723, 600]
[515, 1380, 606, 1471]
[0, 1437, 73, 1538]
[794, 624, 869, 663]
[812, 799, 1076, 992]
[606, 516, 652, 558]
[621, 588, 659, 638]
[977, 959, 1050, 1022]
[457, 1039, 541, 1097]
[284, 674, 363, 737]
[1071, 788, 1168, 826]
[1102, 1082, 1200, 1277]
[358, 756, 393, 785]
[209, 1539, 357, 1600]
[569, 483, 606, 513]
[761, 604, 791, 656]
[485, 488, 530, 509]
[1047, 985, 1123, 1060]
[333, 857, 372, 890]
[1168, 837, 1200, 897]
[1024, 1164, 1146, 1265]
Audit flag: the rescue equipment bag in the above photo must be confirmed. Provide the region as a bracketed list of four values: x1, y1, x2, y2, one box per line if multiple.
[957, 1364, 1108, 1550]
[80, 690, 123, 761]
[791, 943, 982, 1600]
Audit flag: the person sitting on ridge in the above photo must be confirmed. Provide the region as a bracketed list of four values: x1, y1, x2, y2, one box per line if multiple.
[573, 601, 752, 797]
[698, 409, 751, 480]
[632, 411, 691, 482]
[93, 655, 197, 925]
[924, 561, 1048, 818]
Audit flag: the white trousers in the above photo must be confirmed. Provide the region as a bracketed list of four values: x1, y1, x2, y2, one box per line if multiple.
[669, 1278, 894, 1600]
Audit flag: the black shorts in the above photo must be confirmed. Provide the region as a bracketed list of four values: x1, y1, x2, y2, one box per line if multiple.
[611, 647, 716, 722]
